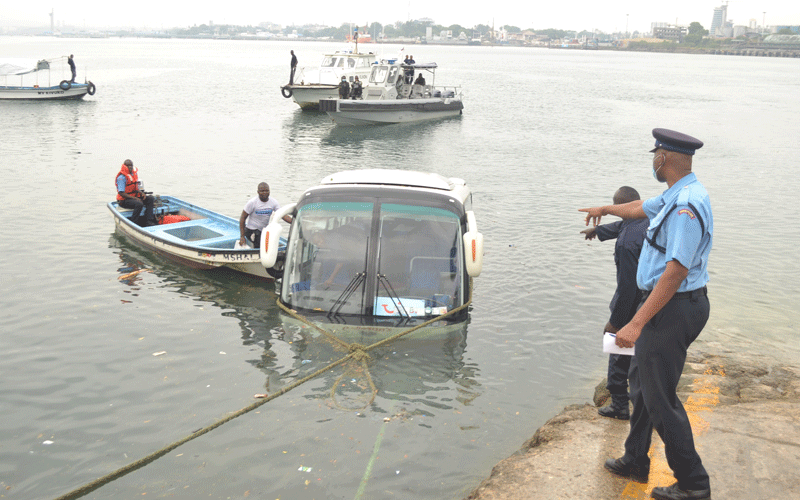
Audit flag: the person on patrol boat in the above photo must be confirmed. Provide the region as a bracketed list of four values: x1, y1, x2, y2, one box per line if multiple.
[579, 128, 714, 500]
[116, 159, 156, 226]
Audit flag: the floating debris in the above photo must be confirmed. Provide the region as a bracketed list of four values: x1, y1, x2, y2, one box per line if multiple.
[118, 269, 149, 280]
[42, 440, 54, 445]
[254, 394, 269, 399]
[298, 466, 313, 472]
[152, 351, 167, 357]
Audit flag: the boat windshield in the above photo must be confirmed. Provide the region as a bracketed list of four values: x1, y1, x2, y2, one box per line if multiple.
[321, 56, 336, 67]
[281, 200, 464, 319]
[369, 65, 388, 84]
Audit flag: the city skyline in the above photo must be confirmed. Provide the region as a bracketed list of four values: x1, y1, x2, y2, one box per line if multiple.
[2, 0, 798, 34]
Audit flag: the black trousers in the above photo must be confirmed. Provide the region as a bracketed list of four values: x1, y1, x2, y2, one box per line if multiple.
[623, 292, 710, 490]
[244, 228, 262, 249]
[119, 196, 155, 225]
[607, 353, 632, 396]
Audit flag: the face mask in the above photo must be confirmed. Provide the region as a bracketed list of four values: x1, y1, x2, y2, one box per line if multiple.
[652, 154, 666, 182]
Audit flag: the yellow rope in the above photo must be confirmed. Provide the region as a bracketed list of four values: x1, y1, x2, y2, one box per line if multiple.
[53, 279, 473, 500]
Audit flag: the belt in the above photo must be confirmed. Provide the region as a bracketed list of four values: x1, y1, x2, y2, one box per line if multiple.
[641, 286, 707, 301]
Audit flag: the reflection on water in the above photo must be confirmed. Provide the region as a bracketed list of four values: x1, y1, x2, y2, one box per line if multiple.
[109, 233, 481, 416]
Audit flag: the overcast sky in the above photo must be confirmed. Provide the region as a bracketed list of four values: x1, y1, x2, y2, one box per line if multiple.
[2, 0, 798, 33]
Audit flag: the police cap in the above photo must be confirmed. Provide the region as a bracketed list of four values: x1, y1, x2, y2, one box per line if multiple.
[650, 128, 704, 156]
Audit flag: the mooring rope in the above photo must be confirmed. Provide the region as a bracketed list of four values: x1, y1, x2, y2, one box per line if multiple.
[53, 279, 473, 500]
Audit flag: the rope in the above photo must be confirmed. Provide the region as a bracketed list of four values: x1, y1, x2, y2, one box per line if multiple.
[53, 279, 473, 500]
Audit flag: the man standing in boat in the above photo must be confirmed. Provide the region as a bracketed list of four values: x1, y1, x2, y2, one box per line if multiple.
[289, 50, 297, 85]
[68, 54, 76, 83]
[116, 159, 156, 226]
[239, 182, 292, 249]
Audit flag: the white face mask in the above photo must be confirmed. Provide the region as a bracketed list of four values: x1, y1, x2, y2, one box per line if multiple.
[652, 153, 666, 182]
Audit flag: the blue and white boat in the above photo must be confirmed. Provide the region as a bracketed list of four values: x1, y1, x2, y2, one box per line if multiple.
[108, 196, 285, 279]
[0, 58, 96, 100]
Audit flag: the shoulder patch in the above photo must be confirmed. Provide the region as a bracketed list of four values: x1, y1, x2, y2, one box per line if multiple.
[677, 208, 696, 219]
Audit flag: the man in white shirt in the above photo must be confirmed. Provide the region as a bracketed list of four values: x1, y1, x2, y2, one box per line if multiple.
[238, 182, 291, 248]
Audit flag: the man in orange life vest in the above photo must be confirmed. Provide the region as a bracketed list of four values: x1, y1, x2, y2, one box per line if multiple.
[116, 159, 156, 226]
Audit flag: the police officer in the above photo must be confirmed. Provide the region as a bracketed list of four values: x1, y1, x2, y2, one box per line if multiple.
[580, 186, 648, 421]
[579, 128, 713, 500]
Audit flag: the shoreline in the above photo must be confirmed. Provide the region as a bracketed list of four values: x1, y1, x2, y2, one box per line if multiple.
[464, 348, 800, 499]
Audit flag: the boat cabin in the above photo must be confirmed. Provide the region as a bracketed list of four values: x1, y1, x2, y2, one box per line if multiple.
[261, 170, 483, 326]
[359, 60, 459, 101]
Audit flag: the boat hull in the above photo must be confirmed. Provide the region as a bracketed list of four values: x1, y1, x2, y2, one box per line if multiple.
[0, 83, 90, 100]
[320, 98, 464, 126]
[108, 196, 278, 279]
[285, 84, 340, 110]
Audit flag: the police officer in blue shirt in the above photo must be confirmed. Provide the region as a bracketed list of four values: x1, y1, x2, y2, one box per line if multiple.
[580, 128, 713, 500]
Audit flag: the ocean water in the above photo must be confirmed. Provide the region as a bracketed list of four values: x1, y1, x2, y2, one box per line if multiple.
[1, 36, 798, 499]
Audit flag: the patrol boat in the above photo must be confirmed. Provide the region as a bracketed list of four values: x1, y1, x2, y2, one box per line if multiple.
[318, 59, 463, 126]
[280, 50, 377, 110]
[259, 169, 483, 333]
[0, 58, 96, 100]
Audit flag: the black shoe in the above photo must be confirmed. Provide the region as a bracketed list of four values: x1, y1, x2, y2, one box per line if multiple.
[598, 405, 630, 420]
[651, 482, 710, 500]
[604, 457, 649, 483]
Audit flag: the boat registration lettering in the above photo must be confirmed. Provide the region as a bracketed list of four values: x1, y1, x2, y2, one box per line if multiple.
[219, 253, 254, 261]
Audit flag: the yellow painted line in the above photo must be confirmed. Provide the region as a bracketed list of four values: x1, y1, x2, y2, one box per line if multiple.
[619, 365, 725, 499]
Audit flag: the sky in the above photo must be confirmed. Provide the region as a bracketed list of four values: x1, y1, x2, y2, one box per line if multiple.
[2, 0, 799, 34]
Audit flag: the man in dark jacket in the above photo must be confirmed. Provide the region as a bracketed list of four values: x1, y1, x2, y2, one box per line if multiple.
[338, 76, 350, 99]
[68, 54, 76, 83]
[289, 50, 297, 85]
[581, 186, 648, 420]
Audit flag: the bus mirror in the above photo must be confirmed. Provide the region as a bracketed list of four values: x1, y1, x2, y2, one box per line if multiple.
[463, 211, 483, 277]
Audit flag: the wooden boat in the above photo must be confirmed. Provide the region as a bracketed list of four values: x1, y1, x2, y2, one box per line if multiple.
[0, 58, 96, 100]
[108, 196, 285, 279]
[319, 60, 463, 125]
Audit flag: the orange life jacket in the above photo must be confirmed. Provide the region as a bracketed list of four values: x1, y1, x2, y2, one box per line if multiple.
[115, 164, 143, 201]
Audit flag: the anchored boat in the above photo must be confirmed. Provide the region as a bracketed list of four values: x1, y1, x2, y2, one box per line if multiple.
[280, 50, 377, 110]
[108, 196, 286, 279]
[0, 58, 96, 100]
[259, 170, 483, 330]
[319, 60, 463, 125]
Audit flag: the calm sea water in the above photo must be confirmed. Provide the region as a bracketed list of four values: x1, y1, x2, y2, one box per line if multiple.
[1, 36, 798, 499]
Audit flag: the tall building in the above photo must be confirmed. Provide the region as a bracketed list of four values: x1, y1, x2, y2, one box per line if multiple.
[711, 4, 727, 37]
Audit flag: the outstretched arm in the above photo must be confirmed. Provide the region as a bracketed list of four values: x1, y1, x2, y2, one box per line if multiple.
[579, 200, 646, 227]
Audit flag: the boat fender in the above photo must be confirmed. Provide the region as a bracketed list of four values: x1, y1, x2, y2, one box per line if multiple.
[463, 211, 484, 277]
[59, 80, 71, 90]
[87, 81, 96, 95]
[281, 86, 293, 98]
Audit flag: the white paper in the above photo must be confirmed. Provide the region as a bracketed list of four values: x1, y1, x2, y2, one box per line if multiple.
[603, 332, 635, 356]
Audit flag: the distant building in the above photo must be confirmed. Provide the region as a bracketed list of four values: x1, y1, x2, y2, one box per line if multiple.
[711, 4, 727, 37]
[774, 25, 800, 34]
[652, 23, 687, 41]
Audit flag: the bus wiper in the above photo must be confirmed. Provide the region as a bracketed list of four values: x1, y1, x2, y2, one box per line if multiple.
[377, 273, 409, 318]
[329, 272, 365, 318]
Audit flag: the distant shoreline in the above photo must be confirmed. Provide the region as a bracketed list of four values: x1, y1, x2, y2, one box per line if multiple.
[13, 33, 800, 58]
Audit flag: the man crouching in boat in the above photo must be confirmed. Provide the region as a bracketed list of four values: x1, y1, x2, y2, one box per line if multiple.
[116, 159, 156, 227]
[239, 182, 292, 248]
